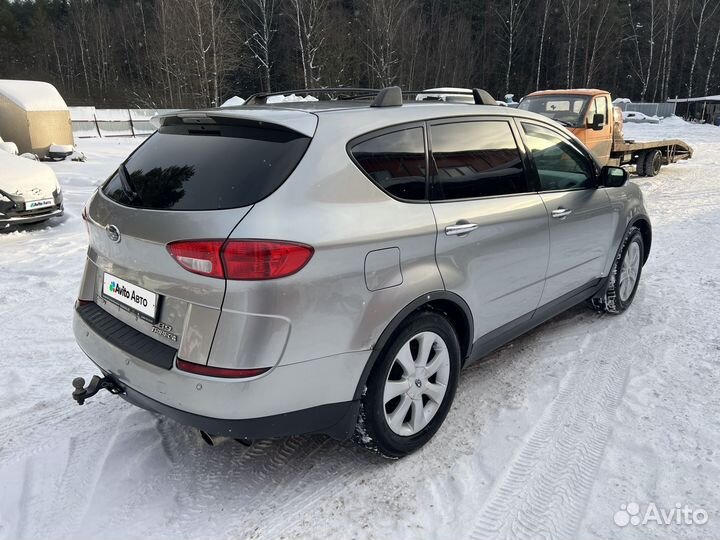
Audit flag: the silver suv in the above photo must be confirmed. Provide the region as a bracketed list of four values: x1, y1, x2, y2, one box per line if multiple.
[72, 87, 650, 457]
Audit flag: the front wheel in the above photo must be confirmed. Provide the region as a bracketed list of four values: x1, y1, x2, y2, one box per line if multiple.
[591, 226, 645, 314]
[354, 312, 461, 458]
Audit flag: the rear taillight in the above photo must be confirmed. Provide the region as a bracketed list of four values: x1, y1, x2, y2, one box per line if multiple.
[176, 358, 270, 378]
[167, 240, 225, 278]
[167, 240, 313, 280]
[222, 240, 314, 279]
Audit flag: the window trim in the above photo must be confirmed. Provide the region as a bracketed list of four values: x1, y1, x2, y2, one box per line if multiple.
[515, 118, 601, 194]
[425, 116, 534, 203]
[346, 121, 430, 204]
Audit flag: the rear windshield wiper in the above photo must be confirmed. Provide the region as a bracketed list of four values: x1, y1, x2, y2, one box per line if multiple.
[118, 163, 140, 203]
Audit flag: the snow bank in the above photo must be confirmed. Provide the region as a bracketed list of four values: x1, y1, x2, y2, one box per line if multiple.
[266, 94, 319, 103]
[416, 87, 474, 103]
[0, 141, 18, 155]
[660, 115, 688, 126]
[0, 79, 68, 111]
[613, 97, 632, 105]
[221, 96, 245, 107]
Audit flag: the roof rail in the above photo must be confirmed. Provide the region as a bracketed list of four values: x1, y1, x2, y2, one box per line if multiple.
[244, 87, 384, 106]
[241, 86, 498, 107]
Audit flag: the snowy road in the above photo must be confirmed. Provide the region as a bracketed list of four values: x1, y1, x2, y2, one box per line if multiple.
[1, 121, 719, 540]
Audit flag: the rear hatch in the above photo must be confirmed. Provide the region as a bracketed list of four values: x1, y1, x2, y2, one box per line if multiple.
[83, 111, 315, 365]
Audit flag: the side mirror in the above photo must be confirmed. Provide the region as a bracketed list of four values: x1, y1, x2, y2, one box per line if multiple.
[591, 113, 605, 131]
[600, 165, 628, 187]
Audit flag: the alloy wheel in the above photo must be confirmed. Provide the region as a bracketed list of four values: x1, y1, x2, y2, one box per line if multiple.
[383, 331, 451, 436]
[619, 241, 641, 302]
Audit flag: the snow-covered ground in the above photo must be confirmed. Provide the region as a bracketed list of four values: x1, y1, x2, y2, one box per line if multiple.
[1, 120, 719, 540]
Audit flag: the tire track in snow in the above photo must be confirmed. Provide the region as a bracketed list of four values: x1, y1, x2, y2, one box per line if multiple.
[469, 327, 630, 540]
[139, 421, 376, 539]
[239, 443, 378, 540]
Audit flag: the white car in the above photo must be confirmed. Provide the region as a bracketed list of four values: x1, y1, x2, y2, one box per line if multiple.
[0, 150, 63, 228]
[622, 111, 661, 124]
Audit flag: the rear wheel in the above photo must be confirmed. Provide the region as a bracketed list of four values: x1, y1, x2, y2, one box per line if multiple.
[636, 152, 647, 176]
[354, 312, 461, 458]
[643, 150, 662, 177]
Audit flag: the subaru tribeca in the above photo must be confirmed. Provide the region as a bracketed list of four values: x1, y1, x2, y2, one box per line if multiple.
[72, 87, 651, 457]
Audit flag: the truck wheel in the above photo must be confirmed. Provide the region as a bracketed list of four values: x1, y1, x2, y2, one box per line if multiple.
[635, 152, 648, 176]
[353, 312, 461, 458]
[643, 150, 662, 177]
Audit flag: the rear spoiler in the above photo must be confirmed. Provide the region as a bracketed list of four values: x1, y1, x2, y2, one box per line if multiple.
[150, 109, 318, 138]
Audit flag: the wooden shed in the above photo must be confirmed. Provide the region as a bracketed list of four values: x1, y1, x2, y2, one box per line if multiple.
[0, 80, 74, 157]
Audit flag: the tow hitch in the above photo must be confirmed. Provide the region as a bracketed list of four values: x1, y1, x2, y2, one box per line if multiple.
[72, 375, 123, 405]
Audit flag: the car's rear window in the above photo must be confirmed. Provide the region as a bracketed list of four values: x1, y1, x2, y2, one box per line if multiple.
[102, 123, 311, 211]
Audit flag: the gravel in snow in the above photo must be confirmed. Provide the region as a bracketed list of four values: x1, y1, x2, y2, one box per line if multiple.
[0, 121, 718, 540]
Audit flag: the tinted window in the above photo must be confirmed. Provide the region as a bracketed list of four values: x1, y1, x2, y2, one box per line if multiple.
[429, 121, 527, 200]
[522, 123, 595, 191]
[351, 128, 427, 201]
[103, 124, 310, 210]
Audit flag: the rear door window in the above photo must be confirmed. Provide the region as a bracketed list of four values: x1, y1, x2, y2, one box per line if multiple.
[103, 123, 311, 211]
[429, 120, 528, 200]
[350, 127, 427, 201]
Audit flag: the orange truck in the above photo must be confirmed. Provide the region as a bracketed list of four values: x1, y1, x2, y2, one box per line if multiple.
[517, 89, 693, 176]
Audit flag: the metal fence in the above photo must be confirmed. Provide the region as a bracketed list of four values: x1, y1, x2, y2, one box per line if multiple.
[614, 102, 677, 118]
[68, 107, 178, 138]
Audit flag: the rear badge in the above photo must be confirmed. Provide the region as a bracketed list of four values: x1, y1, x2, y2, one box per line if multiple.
[151, 322, 178, 343]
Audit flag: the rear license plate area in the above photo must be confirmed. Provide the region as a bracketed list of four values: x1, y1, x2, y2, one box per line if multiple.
[101, 272, 160, 323]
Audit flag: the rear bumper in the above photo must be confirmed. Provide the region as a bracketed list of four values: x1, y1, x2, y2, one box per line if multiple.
[72, 303, 368, 439]
[118, 382, 359, 440]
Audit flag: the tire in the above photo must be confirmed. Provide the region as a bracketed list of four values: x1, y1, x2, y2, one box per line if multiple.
[354, 311, 461, 458]
[591, 226, 645, 314]
[643, 150, 662, 177]
[635, 152, 647, 176]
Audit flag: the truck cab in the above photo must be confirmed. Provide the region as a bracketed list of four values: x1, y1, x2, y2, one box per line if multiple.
[518, 89, 615, 165]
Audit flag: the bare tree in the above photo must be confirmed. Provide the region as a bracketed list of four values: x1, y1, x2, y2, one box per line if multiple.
[290, 0, 329, 88]
[660, 0, 682, 99]
[627, 0, 659, 101]
[495, 0, 531, 95]
[535, 0, 551, 90]
[642, 0, 657, 101]
[361, 0, 413, 86]
[237, 0, 277, 92]
[560, 0, 590, 87]
[584, 1, 611, 87]
[703, 15, 720, 96]
[688, 0, 719, 97]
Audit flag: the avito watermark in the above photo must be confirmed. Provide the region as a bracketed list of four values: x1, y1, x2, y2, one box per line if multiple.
[614, 502, 709, 527]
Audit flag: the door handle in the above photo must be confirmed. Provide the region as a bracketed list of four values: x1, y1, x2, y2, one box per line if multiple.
[445, 222, 479, 236]
[551, 208, 573, 219]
